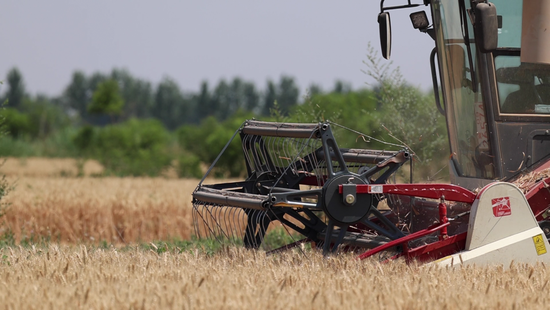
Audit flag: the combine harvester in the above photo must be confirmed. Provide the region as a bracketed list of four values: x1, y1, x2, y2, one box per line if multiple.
[193, 0, 550, 267]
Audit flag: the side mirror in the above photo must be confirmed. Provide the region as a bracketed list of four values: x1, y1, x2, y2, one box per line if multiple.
[474, 2, 498, 53]
[378, 12, 392, 60]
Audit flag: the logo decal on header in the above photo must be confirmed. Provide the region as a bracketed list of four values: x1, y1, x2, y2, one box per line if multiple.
[492, 197, 511, 217]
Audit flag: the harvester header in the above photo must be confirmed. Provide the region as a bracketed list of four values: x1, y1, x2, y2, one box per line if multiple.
[192, 0, 550, 266]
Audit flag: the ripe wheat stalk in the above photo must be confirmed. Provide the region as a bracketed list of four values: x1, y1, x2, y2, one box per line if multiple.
[1, 176, 197, 243]
[0, 246, 549, 309]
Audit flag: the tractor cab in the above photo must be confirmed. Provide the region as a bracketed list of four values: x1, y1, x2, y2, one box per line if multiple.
[380, 0, 550, 190]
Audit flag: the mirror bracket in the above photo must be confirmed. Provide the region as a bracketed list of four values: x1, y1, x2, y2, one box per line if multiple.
[410, 11, 435, 41]
[377, 1, 431, 59]
[380, 0, 425, 13]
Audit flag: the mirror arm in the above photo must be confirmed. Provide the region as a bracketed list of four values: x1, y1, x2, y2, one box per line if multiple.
[420, 27, 436, 41]
[380, 0, 424, 13]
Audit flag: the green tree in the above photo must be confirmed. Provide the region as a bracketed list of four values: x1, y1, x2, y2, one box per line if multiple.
[88, 79, 125, 121]
[242, 82, 260, 112]
[208, 78, 261, 121]
[307, 83, 323, 97]
[22, 95, 71, 138]
[152, 77, 189, 130]
[63, 69, 154, 125]
[332, 80, 352, 94]
[1, 108, 31, 138]
[262, 76, 299, 116]
[74, 119, 173, 176]
[192, 78, 259, 122]
[177, 111, 253, 178]
[110, 68, 154, 120]
[290, 89, 384, 150]
[0, 101, 12, 218]
[210, 79, 230, 120]
[193, 81, 211, 122]
[277, 76, 299, 114]
[363, 45, 448, 180]
[4, 68, 26, 110]
[1, 95, 70, 140]
[88, 72, 108, 92]
[262, 80, 277, 116]
[63, 71, 90, 119]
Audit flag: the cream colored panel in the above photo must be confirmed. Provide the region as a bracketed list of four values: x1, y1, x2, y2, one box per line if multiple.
[521, 0, 550, 64]
[466, 182, 538, 250]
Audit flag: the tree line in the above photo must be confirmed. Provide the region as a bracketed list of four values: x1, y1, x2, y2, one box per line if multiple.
[0, 49, 448, 181]
[1, 67, 353, 133]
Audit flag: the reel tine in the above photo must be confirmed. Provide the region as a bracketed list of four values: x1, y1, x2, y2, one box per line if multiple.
[193, 203, 217, 242]
[284, 138, 295, 175]
[193, 203, 207, 238]
[207, 204, 225, 241]
[241, 134, 252, 173]
[252, 210, 262, 248]
[244, 210, 256, 247]
[192, 203, 199, 238]
[219, 207, 233, 244]
[194, 202, 247, 245]
[228, 207, 244, 244]
[238, 208, 248, 242]
[221, 207, 232, 242]
[212, 206, 223, 238]
[215, 206, 232, 242]
[214, 206, 225, 241]
[280, 137, 286, 165]
[259, 211, 270, 250]
[255, 210, 269, 249]
[226, 207, 238, 241]
[203, 204, 219, 240]
[258, 210, 269, 248]
[230, 208, 245, 243]
[254, 211, 265, 249]
[252, 211, 263, 248]
[199, 204, 212, 239]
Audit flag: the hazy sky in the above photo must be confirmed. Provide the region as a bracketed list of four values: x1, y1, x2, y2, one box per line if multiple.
[0, 1, 435, 97]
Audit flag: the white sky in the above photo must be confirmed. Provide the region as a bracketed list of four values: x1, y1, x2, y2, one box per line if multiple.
[0, 1, 435, 97]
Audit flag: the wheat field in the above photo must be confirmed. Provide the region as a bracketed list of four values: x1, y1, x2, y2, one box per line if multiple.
[1, 176, 198, 244]
[0, 246, 549, 309]
[0, 157, 105, 178]
[0, 158, 198, 244]
[1, 158, 550, 309]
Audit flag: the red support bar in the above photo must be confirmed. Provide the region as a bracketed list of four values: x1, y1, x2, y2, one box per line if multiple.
[339, 183, 477, 203]
[438, 200, 448, 240]
[404, 232, 467, 263]
[525, 177, 550, 220]
[357, 222, 450, 260]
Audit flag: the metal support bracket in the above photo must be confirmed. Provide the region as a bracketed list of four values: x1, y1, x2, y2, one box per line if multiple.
[342, 183, 357, 206]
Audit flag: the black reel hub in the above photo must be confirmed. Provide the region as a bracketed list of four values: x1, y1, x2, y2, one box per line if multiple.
[322, 174, 373, 225]
[248, 171, 281, 195]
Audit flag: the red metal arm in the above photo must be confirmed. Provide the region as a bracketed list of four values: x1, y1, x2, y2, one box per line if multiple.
[357, 222, 450, 260]
[525, 177, 550, 219]
[339, 183, 477, 203]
